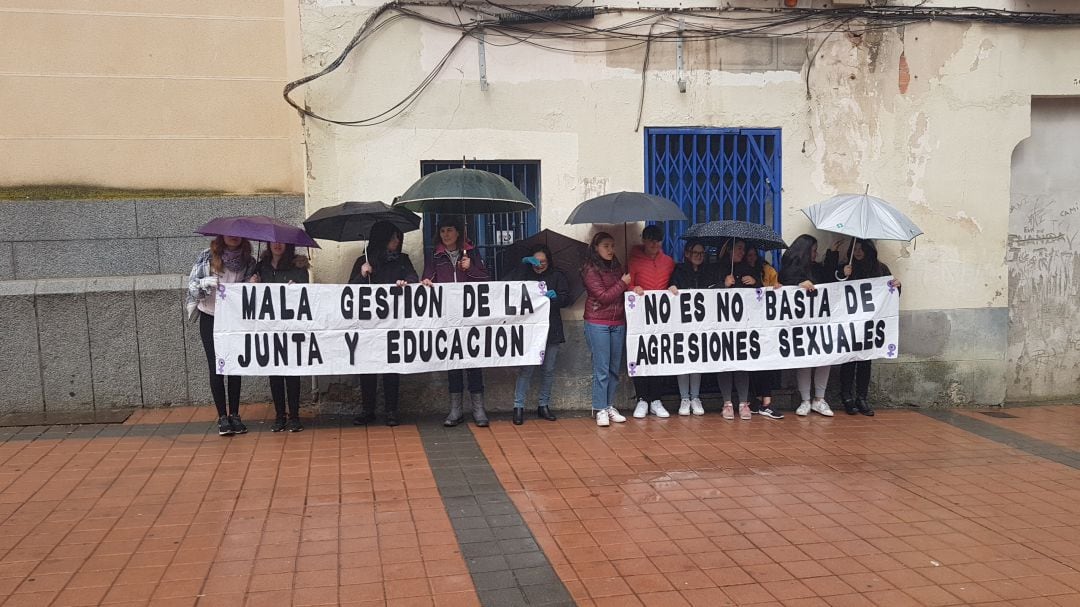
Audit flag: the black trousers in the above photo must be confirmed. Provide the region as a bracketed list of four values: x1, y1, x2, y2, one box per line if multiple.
[448, 369, 484, 394]
[269, 376, 301, 419]
[751, 369, 780, 399]
[199, 311, 241, 417]
[839, 360, 872, 401]
[633, 376, 665, 402]
[360, 374, 400, 412]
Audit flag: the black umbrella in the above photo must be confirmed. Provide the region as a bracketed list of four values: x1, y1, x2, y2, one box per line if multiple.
[564, 191, 688, 225]
[680, 220, 787, 251]
[392, 168, 534, 214]
[303, 201, 420, 242]
[681, 220, 787, 278]
[499, 229, 590, 303]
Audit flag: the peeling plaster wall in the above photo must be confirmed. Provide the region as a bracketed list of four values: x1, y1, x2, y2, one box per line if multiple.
[1007, 98, 1080, 403]
[297, 0, 1080, 406]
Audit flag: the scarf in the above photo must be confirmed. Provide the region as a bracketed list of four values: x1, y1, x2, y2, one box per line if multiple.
[222, 248, 247, 272]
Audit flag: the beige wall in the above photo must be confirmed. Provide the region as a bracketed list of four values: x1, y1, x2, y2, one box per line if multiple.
[0, 1, 304, 192]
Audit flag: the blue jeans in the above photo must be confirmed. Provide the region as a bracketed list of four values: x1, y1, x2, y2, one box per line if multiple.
[583, 322, 625, 411]
[513, 343, 561, 408]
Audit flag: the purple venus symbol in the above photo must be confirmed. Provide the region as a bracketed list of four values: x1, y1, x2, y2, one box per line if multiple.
[755, 288, 764, 302]
[217, 283, 227, 300]
[887, 344, 897, 357]
[539, 350, 546, 363]
[216, 357, 226, 373]
[537, 281, 547, 295]
[627, 293, 636, 309]
[628, 362, 637, 376]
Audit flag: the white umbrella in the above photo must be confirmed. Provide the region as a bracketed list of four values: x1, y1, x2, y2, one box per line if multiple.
[802, 190, 922, 279]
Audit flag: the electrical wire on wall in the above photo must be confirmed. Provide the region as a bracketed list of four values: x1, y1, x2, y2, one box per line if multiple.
[283, 1, 1080, 128]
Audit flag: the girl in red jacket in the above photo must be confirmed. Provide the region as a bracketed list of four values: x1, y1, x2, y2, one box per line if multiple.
[581, 232, 632, 427]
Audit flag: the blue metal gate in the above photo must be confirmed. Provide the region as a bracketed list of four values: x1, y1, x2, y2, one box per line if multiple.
[420, 161, 541, 279]
[644, 128, 782, 261]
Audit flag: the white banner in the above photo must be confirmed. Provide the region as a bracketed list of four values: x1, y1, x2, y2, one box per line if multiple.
[212, 282, 550, 375]
[625, 277, 900, 376]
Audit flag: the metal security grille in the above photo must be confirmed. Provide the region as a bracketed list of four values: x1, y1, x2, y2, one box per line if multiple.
[420, 161, 541, 279]
[644, 128, 782, 261]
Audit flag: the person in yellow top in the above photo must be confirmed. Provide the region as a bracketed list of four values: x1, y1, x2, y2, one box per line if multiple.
[744, 247, 783, 419]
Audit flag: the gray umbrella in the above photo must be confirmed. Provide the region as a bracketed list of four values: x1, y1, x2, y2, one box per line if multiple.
[392, 168, 534, 214]
[802, 191, 922, 279]
[303, 201, 420, 242]
[564, 191, 688, 225]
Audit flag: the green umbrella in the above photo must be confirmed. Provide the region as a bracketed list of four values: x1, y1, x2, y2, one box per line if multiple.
[392, 168, 534, 214]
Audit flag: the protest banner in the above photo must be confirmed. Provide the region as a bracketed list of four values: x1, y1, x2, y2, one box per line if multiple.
[212, 281, 550, 375]
[625, 277, 900, 376]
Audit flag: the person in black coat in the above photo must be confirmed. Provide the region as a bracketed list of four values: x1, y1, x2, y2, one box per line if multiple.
[349, 221, 419, 427]
[835, 238, 901, 417]
[505, 244, 571, 425]
[779, 234, 840, 418]
[252, 242, 310, 432]
[716, 239, 763, 421]
[667, 241, 716, 416]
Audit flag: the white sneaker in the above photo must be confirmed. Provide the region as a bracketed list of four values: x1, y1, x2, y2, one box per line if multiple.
[811, 399, 834, 417]
[690, 398, 705, 416]
[796, 401, 811, 416]
[678, 399, 692, 416]
[606, 407, 627, 423]
[649, 400, 670, 418]
[596, 409, 610, 427]
[633, 399, 648, 419]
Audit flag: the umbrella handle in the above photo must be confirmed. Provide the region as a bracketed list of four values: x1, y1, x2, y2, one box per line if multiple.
[835, 270, 849, 281]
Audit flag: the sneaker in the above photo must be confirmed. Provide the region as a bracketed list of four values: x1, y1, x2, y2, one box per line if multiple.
[217, 416, 234, 436]
[286, 418, 304, 432]
[633, 399, 649, 419]
[270, 418, 287, 432]
[649, 400, 670, 418]
[678, 399, 692, 416]
[739, 403, 752, 420]
[228, 415, 247, 434]
[690, 398, 705, 416]
[606, 407, 627, 423]
[722, 402, 734, 420]
[596, 409, 610, 427]
[796, 401, 812, 416]
[756, 407, 784, 420]
[811, 399, 834, 417]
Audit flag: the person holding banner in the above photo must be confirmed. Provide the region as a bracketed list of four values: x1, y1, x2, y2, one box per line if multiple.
[628, 225, 675, 419]
[421, 215, 491, 428]
[252, 242, 310, 432]
[186, 235, 258, 436]
[505, 245, 570, 425]
[836, 239, 901, 417]
[717, 239, 762, 420]
[582, 232, 631, 427]
[744, 247, 784, 420]
[350, 221, 419, 427]
[667, 241, 716, 416]
[778, 234, 839, 418]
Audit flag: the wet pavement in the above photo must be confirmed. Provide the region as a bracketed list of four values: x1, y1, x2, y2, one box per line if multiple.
[0, 404, 1079, 606]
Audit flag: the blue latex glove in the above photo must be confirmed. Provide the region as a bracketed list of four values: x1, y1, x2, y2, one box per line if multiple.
[522, 256, 542, 267]
[545, 290, 557, 299]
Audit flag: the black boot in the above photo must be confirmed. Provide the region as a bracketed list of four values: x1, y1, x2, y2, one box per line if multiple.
[856, 397, 875, 417]
[385, 404, 400, 427]
[537, 406, 556, 421]
[513, 408, 524, 425]
[843, 399, 858, 415]
[353, 408, 376, 426]
[471, 393, 489, 428]
[444, 393, 464, 427]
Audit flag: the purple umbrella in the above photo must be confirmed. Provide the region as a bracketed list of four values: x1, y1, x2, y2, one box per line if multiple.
[195, 215, 319, 248]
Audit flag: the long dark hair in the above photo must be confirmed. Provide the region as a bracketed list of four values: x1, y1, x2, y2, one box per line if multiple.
[851, 239, 887, 278]
[583, 232, 619, 272]
[259, 243, 297, 269]
[528, 243, 555, 268]
[780, 234, 818, 277]
[368, 220, 404, 273]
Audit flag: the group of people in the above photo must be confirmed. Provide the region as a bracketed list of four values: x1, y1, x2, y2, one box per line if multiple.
[187, 217, 899, 435]
[580, 226, 901, 427]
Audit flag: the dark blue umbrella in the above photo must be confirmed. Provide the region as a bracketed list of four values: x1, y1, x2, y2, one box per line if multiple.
[680, 220, 786, 251]
[195, 215, 319, 248]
